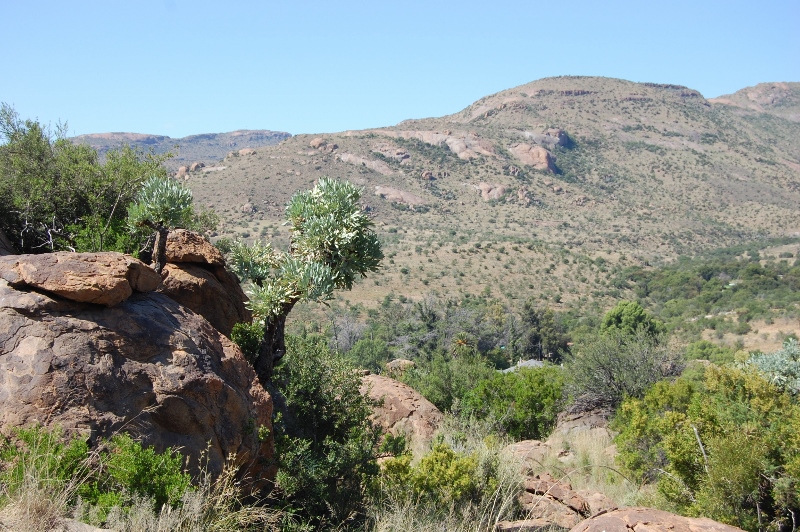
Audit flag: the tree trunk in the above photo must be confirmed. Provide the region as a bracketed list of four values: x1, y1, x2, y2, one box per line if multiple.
[254, 301, 296, 385]
[152, 226, 169, 274]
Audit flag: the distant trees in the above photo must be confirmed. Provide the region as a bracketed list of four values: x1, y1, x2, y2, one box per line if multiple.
[517, 300, 570, 362]
[0, 103, 169, 254]
[227, 177, 383, 383]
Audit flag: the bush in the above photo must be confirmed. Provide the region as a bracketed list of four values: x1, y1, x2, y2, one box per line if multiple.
[271, 334, 382, 527]
[601, 300, 666, 338]
[746, 338, 800, 396]
[566, 329, 683, 411]
[613, 367, 800, 531]
[461, 365, 564, 440]
[398, 352, 496, 412]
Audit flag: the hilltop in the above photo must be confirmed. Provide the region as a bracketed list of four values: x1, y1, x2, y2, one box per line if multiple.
[71, 129, 291, 170]
[107, 77, 800, 312]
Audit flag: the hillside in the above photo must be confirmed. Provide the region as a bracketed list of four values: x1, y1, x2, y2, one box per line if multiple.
[168, 77, 800, 312]
[71, 129, 291, 170]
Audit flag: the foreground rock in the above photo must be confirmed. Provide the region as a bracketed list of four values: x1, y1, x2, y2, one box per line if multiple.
[361, 374, 442, 457]
[0, 272, 273, 485]
[569, 507, 744, 532]
[158, 229, 251, 337]
[0, 252, 160, 306]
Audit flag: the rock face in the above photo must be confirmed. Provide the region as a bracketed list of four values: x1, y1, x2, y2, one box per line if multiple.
[569, 508, 745, 532]
[374, 185, 426, 206]
[337, 153, 394, 175]
[509, 143, 557, 172]
[476, 182, 508, 201]
[158, 229, 251, 337]
[0, 274, 273, 484]
[360, 374, 442, 457]
[357, 130, 496, 160]
[0, 253, 161, 306]
[518, 473, 592, 529]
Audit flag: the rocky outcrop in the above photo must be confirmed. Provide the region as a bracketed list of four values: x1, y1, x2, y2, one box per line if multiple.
[517, 473, 592, 529]
[0, 273, 273, 484]
[374, 185, 426, 206]
[158, 229, 250, 337]
[475, 182, 508, 201]
[361, 374, 442, 457]
[0, 252, 161, 306]
[337, 153, 394, 175]
[357, 130, 496, 160]
[189, 161, 205, 172]
[523, 128, 570, 148]
[509, 143, 557, 172]
[238, 148, 256, 156]
[569, 508, 744, 532]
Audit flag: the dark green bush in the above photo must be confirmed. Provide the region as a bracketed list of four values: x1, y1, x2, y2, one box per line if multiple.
[461, 365, 564, 440]
[271, 334, 382, 527]
[231, 321, 263, 364]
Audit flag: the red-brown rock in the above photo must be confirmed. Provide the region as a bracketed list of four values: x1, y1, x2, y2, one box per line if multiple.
[510, 143, 557, 172]
[0, 252, 160, 306]
[361, 374, 442, 457]
[158, 263, 251, 337]
[0, 277, 273, 485]
[569, 507, 744, 532]
[165, 229, 225, 266]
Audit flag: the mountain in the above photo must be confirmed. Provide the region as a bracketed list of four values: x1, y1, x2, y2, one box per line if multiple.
[102, 77, 800, 312]
[71, 129, 291, 170]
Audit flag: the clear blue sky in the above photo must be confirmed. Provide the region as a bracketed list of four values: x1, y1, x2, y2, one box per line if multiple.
[2, 0, 798, 138]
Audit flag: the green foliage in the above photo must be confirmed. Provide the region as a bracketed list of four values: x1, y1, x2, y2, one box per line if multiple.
[685, 340, 736, 365]
[272, 334, 382, 526]
[601, 300, 666, 338]
[461, 365, 564, 440]
[0, 427, 191, 521]
[614, 367, 800, 531]
[747, 338, 800, 396]
[567, 329, 683, 410]
[377, 443, 481, 507]
[398, 352, 496, 412]
[517, 301, 570, 362]
[0, 104, 169, 253]
[126, 175, 194, 232]
[231, 321, 264, 365]
[345, 338, 391, 374]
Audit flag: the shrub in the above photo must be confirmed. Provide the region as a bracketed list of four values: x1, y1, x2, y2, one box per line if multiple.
[566, 329, 683, 411]
[461, 366, 564, 440]
[271, 334, 382, 527]
[601, 300, 666, 338]
[398, 352, 495, 412]
[614, 367, 800, 531]
[746, 338, 800, 396]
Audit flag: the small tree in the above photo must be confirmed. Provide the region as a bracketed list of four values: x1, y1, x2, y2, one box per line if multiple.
[601, 300, 666, 338]
[229, 178, 383, 383]
[126, 176, 194, 273]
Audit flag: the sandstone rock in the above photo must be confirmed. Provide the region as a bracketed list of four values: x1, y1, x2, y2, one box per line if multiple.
[0, 252, 161, 306]
[374, 185, 426, 206]
[504, 439, 551, 471]
[189, 161, 205, 172]
[238, 148, 256, 156]
[509, 143, 557, 172]
[569, 507, 745, 532]
[361, 374, 442, 457]
[476, 182, 508, 201]
[356, 130, 495, 160]
[520, 491, 585, 529]
[577, 490, 618, 516]
[241, 203, 255, 214]
[385, 358, 415, 374]
[338, 153, 393, 175]
[0, 278, 273, 484]
[158, 263, 251, 338]
[0, 229, 16, 256]
[553, 186, 563, 193]
[495, 519, 554, 531]
[525, 473, 590, 516]
[309, 137, 326, 149]
[165, 229, 225, 266]
[176, 165, 188, 178]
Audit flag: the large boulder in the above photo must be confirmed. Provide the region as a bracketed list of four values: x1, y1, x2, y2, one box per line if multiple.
[509, 143, 557, 172]
[158, 229, 251, 337]
[569, 507, 744, 532]
[0, 252, 160, 306]
[360, 374, 442, 457]
[0, 274, 273, 485]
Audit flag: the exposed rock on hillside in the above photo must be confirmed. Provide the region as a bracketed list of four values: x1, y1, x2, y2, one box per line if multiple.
[338, 153, 394, 175]
[0, 262, 273, 483]
[362, 130, 496, 160]
[569, 507, 745, 532]
[475, 182, 509, 201]
[374, 185, 426, 206]
[360, 373, 442, 457]
[711, 82, 800, 121]
[0, 252, 161, 306]
[523, 128, 570, 147]
[509, 143, 557, 172]
[165, 229, 225, 265]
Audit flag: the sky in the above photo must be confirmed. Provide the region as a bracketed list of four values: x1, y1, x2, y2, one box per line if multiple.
[1, 0, 798, 139]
